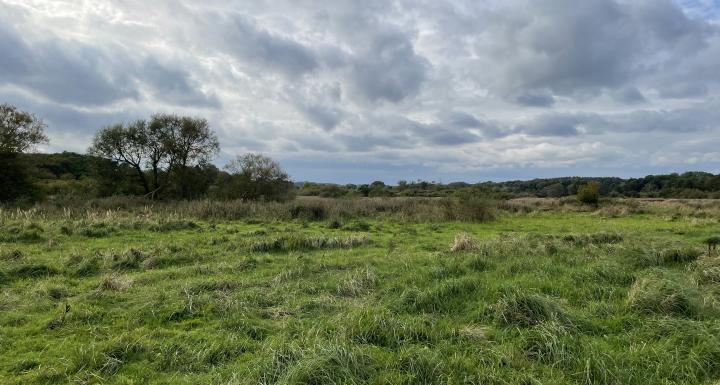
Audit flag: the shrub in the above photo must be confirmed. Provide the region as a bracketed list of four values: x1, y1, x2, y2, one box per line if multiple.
[577, 181, 600, 205]
[627, 272, 704, 318]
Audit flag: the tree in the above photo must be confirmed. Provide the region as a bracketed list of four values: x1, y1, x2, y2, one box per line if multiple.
[0, 104, 48, 202]
[215, 153, 294, 201]
[89, 121, 152, 194]
[89, 114, 220, 199]
[151, 114, 219, 199]
[577, 181, 600, 205]
[0, 103, 48, 154]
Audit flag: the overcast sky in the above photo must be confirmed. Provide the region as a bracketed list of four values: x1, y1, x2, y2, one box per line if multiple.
[1, 0, 720, 183]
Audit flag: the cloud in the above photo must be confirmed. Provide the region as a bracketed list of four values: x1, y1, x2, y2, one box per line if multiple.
[346, 29, 430, 103]
[2, 0, 720, 182]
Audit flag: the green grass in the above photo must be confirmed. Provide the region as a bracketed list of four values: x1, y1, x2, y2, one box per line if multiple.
[1, 205, 720, 384]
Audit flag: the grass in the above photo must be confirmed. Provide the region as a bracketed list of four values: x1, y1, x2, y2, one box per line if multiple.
[1, 198, 720, 384]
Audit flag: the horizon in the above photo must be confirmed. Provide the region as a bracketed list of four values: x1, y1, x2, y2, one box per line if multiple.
[2, 0, 720, 183]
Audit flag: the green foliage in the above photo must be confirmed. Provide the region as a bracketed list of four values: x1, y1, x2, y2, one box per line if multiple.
[577, 181, 601, 204]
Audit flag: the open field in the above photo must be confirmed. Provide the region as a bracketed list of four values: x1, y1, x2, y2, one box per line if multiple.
[2, 198, 720, 384]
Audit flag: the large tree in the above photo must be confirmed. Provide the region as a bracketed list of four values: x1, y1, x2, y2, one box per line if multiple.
[89, 114, 219, 199]
[88, 121, 152, 194]
[0, 104, 48, 202]
[150, 114, 219, 199]
[0, 103, 48, 154]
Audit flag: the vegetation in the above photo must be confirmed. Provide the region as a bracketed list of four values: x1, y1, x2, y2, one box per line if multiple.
[0, 104, 49, 203]
[1, 199, 720, 384]
[577, 181, 601, 205]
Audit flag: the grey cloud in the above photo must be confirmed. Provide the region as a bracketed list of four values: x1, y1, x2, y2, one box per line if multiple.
[139, 58, 221, 108]
[476, 0, 714, 102]
[514, 91, 556, 107]
[0, 14, 219, 109]
[656, 83, 709, 99]
[298, 104, 346, 130]
[612, 87, 646, 104]
[348, 30, 429, 103]
[519, 104, 720, 138]
[218, 13, 319, 78]
[0, 23, 137, 105]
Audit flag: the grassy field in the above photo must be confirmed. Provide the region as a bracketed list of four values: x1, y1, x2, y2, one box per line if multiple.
[1, 199, 720, 384]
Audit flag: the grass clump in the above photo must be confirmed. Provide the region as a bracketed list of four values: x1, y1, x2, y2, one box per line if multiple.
[523, 321, 580, 367]
[336, 269, 377, 297]
[249, 234, 370, 252]
[494, 291, 565, 327]
[627, 271, 705, 318]
[660, 247, 702, 264]
[450, 232, 479, 252]
[99, 274, 134, 291]
[692, 257, 720, 284]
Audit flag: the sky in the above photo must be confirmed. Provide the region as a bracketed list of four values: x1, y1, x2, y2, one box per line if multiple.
[1, 0, 720, 183]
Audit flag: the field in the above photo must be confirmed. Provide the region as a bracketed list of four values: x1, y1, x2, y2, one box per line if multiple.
[1, 198, 720, 384]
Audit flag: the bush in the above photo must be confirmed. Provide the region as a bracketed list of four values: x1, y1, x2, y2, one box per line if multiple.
[577, 181, 600, 205]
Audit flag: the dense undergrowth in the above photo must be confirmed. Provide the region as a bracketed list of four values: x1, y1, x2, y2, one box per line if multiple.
[1, 198, 720, 384]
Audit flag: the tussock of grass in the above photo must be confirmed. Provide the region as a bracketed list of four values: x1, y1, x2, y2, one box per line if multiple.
[660, 247, 702, 264]
[341, 308, 436, 347]
[0, 249, 24, 261]
[494, 291, 565, 327]
[64, 254, 101, 277]
[336, 269, 377, 297]
[562, 232, 624, 245]
[523, 321, 579, 366]
[692, 257, 720, 284]
[149, 220, 199, 232]
[627, 271, 705, 318]
[399, 277, 480, 313]
[99, 274, 134, 291]
[7, 264, 59, 281]
[249, 234, 370, 252]
[450, 232, 478, 252]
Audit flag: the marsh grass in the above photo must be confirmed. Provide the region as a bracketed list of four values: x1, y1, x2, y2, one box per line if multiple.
[1, 200, 720, 384]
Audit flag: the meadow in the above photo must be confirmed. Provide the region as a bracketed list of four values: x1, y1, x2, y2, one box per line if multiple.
[1, 198, 720, 384]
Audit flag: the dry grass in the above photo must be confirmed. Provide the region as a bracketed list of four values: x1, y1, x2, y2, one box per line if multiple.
[99, 274, 134, 291]
[450, 232, 479, 252]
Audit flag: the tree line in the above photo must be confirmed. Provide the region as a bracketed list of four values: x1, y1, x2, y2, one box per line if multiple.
[3, 103, 720, 204]
[0, 104, 293, 203]
[298, 174, 720, 199]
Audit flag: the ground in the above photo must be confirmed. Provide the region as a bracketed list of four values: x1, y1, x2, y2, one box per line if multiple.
[1, 204, 720, 384]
